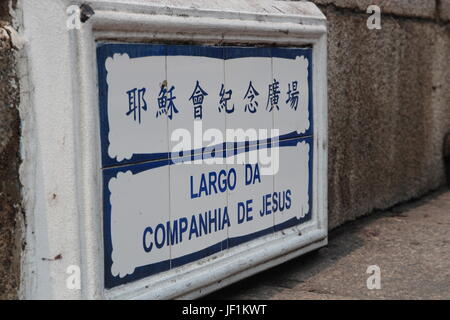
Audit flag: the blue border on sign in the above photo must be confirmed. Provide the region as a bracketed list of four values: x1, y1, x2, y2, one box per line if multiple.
[224, 46, 272, 59]
[102, 136, 313, 288]
[97, 43, 315, 289]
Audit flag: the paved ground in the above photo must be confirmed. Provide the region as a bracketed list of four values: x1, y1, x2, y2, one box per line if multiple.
[205, 187, 450, 300]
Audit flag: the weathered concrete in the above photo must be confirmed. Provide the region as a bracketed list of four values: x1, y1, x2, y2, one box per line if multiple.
[0, 0, 22, 300]
[316, 4, 450, 229]
[311, 0, 437, 19]
[207, 188, 450, 299]
[440, 0, 450, 21]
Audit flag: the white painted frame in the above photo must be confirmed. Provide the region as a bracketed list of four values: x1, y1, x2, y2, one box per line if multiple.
[19, 0, 327, 300]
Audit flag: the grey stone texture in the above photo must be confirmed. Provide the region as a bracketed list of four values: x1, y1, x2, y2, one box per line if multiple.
[309, 0, 450, 21]
[310, 0, 437, 19]
[0, 0, 22, 300]
[440, 0, 450, 21]
[315, 4, 450, 229]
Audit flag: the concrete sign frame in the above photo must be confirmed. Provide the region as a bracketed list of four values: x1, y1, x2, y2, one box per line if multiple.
[20, 0, 327, 299]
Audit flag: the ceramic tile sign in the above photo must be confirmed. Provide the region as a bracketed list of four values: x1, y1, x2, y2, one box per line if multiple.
[97, 44, 313, 289]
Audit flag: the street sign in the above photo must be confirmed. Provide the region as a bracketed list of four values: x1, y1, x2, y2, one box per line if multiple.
[20, 0, 327, 299]
[97, 44, 315, 288]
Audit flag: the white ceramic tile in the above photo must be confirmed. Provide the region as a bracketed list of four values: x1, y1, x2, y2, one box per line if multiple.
[273, 54, 310, 136]
[105, 53, 168, 162]
[224, 54, 273, 142]
[273, 139, 311, 228]
[226, 148, 274, 245]
[167, 51, 225, 161]
[106, 163, 170, 279]
[169, 161, 228, 264]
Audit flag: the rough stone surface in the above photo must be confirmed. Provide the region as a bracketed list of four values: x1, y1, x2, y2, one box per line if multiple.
[207, 189, 450, 299]
[310, 0, 437, 19]
[440, 0, 450, 21]
[321, 6, 450, 229]
[0, 0, 22, 300]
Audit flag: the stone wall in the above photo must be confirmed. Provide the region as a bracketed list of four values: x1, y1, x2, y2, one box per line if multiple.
[0, 0, 22, 300]
[306, 0, 450, 228]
